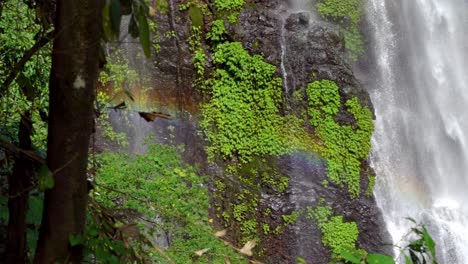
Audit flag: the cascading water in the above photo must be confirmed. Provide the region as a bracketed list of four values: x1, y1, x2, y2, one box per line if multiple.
[367, 0, 468, 262]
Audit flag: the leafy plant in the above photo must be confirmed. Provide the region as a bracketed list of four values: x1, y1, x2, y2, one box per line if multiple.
[307, 80, 374, 198]
[92, 142, 247, 263]
[201, 42, 287, 162]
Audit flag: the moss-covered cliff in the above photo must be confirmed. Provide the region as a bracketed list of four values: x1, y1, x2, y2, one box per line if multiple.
[99, 0, 391, 263]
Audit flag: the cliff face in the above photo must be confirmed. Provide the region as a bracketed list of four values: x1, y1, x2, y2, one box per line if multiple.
[106, 0, 391, 263]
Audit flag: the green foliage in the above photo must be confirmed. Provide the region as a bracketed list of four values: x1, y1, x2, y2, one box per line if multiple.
[281, 211, 299, 226]
[93, 142, 246, 263]
[316, 0, 364, 60]
[213, 0, 244, 22]
[207, 19, 227, 43]
[214, 158, 291, 246]
[0, 0, 50, 150]
[95, 92, 128, 147]
[102, 0, 151, 56]
[366, 175, 376, 197]
[307, 80, 374, 198]
[321, 216, 359, 256]
[188, 26, 206, 83]
[156, 0, 169, 14]
[309, 205, 359, 258]
[213, 0, 244, 12]
[335, 220, 437, 264]
[201, 42, 287, 162]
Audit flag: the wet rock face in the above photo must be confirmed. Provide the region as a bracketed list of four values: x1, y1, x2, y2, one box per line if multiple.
[119, 0, 390, 263]
[236, 5, 373, 112]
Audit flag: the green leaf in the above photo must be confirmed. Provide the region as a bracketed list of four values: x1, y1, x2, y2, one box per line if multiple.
[38, 165, 54, 191]
[367, 253, 395, 264]
[69, 233, 84, 246]
[422, 227, 436, 258]
[110, 0, 122, 39]
[102, 0, 113, 41]
[137, 6, 151, 57]
[340, 249, 362, 263]
[26, 196, 43, 225]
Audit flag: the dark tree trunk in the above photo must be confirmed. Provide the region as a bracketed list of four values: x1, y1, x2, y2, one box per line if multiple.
[34, 0, 103, 262]
[6, 112, 33, 264]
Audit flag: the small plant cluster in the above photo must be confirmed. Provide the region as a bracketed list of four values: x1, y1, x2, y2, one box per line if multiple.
[335, 218, 438, 264]
[93, 142, 247, 263]
[307, 80, 374, 198]
[213, 0, 245, 23]
[316, 0, 364, 60]
[214, 158, 292, 244]
[307, 205, 359, 258]
[200, 42, 287, 162]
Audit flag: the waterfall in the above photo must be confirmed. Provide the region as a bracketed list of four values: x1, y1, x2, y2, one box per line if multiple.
[367, 0, 468, 262]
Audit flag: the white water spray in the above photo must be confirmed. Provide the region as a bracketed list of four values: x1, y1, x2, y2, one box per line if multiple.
[367, 0, 468, 262]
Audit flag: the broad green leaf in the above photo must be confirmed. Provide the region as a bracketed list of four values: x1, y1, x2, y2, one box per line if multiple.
[38, 165, 54, 191]
[367, 253, 395, 264]
[422, 227, 436, 258]
[110, 0, 122, 39]
[340, 249, 362, 264]
[137, 6, 151, 57]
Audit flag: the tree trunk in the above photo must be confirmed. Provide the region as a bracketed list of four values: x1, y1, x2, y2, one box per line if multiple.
[34, 0, 103, 262]
[6, 112, 33, 264]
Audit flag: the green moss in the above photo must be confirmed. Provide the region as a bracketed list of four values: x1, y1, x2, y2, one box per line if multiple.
[188, 26, 206, 86]
[213, 0, 244, 12]
[309, 206, 359, 258]
[207, 19, 227, 43]
[282, 212, 299, 226]
[213, 0, 244, 22]
[307, 80, 374, 198]
[156, 0, 169, 14]
[200, 42, 287, 162]
[366, 175, 376, 197]
[316, 0, 364, 60]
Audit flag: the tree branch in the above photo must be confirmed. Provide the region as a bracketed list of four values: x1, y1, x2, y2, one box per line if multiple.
[1, 30, 54, 97]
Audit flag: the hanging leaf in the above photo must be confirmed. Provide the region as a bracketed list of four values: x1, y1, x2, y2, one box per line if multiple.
[422, 227, 437, 259]
[137, 6, 151, 57]
[102, 0, 113, 41]
[110, 0, 122, 39]
[128, 14, 140, 38]
[38, 164, 54, 191]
